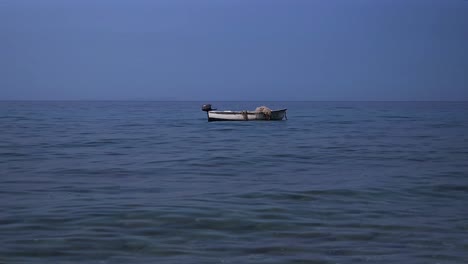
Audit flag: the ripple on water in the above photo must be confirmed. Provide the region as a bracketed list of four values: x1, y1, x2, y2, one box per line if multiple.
[1, 101, 468, 263]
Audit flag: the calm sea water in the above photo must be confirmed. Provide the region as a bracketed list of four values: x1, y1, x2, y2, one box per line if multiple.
[1, 101, 467, 264]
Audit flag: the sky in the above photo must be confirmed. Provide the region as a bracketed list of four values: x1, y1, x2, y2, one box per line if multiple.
[1, 0, 467, 101]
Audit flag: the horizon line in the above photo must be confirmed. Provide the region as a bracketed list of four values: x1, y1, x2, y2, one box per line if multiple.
[1, 99, 468, 102]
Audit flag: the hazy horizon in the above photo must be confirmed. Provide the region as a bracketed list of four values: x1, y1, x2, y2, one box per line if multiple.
[13, 98, 465, 102]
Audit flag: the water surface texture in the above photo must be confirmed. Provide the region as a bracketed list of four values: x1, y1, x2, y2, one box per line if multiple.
[1, 101, 468, 263]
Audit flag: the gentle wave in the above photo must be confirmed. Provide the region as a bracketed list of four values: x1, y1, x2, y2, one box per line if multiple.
[1, 101, 467, 263]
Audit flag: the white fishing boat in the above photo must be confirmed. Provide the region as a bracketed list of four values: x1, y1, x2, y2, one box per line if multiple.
[202, 104, 287, 122]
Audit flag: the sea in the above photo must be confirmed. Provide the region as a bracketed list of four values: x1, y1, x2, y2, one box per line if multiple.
[1, 101, 467, 264]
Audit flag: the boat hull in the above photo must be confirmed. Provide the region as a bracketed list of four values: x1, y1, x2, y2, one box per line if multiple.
[207, 109, 287, 122]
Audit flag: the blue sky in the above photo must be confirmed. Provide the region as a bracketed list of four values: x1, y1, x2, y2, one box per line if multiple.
[1, 0, 467, 101]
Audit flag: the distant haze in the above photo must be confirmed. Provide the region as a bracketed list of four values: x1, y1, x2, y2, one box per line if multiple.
[1, 0, 467, 101]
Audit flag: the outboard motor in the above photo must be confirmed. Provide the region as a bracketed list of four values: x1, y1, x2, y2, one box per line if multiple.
[202, 104, 213, 112]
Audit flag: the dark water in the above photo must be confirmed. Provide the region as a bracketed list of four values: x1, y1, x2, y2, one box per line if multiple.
[1, 101, 467, 264]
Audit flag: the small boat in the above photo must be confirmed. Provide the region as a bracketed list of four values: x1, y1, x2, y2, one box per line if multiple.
[202, 104, 287, 122]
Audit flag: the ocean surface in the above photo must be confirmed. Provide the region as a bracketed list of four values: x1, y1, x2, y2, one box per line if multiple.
[1, 101, 467, 264]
